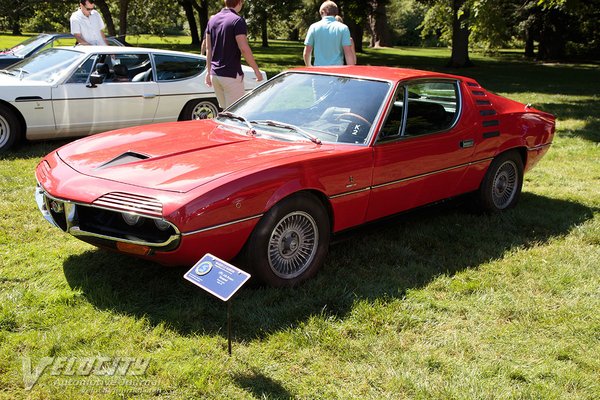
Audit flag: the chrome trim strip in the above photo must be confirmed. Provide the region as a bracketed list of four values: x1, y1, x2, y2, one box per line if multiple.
[329, 187, 370, 199]
[328, 157, 494, 200]
[372, 158, 493, 190]
[69, 226, 180, 249]
[182, 214, 263, 236]
[528, 143, 552, 151]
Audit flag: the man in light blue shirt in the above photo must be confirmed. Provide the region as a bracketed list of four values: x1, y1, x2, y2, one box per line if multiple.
[303, 1, 355, 66]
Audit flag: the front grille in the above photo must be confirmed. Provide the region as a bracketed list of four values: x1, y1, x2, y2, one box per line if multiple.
[93, 192, 163, 216]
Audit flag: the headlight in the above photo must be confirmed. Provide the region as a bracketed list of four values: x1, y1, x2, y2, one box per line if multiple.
[154, 219, 171, 231]
[122, 212, 141, 226]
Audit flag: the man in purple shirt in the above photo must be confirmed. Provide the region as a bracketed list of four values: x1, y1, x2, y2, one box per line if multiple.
[204, 0, 263, 109]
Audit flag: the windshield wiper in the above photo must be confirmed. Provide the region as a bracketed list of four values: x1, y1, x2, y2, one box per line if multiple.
[251, 120, 322, 145]
[15, 68, 29, 79]
[217, 111, 256, 135]
[0, 69, 15, 76]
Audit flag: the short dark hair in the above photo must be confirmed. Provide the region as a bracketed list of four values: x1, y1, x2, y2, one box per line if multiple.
[224, 0, 241, 8]
[80, 0, 94, 5]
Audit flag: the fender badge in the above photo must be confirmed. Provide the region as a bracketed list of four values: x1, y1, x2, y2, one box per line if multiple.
[346, 176, 356, 188]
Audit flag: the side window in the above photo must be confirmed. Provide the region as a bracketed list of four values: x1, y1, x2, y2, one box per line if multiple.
[154, 54, 205, 81]
[404, 81, 458, 136]
[379, 86, 405, 140]
[111, 53, 151, 82]
[65, 56, 96, 84]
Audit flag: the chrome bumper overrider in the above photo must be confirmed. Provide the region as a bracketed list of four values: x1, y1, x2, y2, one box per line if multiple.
[35, 184, 181, 252]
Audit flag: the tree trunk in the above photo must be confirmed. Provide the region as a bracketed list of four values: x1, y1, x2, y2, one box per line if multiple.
[537, 9, 566, 60]
[346, 19, 364, 53]
[181, 0, 200, 45]
[261, 13, 269, 47]
[368, 0, 391, 47]
[11, 20, 21, 36]
[449, 0, 473, 67]
[289, 28, 299, 42]
[192, 0, 209, 42]
[524, 27, 535, 58]
[95, 0, 116, 36]
[119, 0, 129, 37]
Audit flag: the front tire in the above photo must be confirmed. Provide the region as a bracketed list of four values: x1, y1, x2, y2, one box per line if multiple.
[181, 98, 219, 120]
[245, 193, 330, 287]
[478, 151, 524, 212]
[0, 104, 22, 153]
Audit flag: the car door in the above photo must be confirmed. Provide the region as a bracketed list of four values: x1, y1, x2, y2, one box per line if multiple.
[151, 53, 209, 123]
[51, 52, 159, 136]
[366, 80, 478, 222]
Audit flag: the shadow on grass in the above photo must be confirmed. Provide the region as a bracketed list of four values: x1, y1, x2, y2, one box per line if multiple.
[232, 369, 293, 399]
[62, 193, 595, 340]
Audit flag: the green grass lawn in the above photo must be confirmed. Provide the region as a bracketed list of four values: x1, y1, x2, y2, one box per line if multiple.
[0, 34, 599, 399]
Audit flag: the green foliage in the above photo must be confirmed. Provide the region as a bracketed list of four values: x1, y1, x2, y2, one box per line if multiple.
[126, 0, 186, 36]
[387, 0, 428, 46]
[21, 2, 73, 33]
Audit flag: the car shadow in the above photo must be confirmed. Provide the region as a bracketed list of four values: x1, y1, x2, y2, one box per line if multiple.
[62, 193, 595, 341]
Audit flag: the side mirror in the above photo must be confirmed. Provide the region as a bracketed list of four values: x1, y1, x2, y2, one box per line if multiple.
[86, 72, 104, 88]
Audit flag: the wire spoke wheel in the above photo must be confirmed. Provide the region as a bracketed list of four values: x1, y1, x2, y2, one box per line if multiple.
[267, 211, 318, 279]
[0, 113, 9, 149]
[491, 160, 518, 209]
[478, 152, 523, 213]
[0, 104, 20, 152]
[191, 101, 218, 120]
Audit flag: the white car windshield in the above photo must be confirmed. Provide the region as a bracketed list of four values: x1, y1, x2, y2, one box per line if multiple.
[3, 35, 51, 57]
[222, 72, 391, 145]
[4, 48, 83, 83]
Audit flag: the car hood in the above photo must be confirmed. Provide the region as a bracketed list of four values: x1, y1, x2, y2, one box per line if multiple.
[57, 120, 327, 193]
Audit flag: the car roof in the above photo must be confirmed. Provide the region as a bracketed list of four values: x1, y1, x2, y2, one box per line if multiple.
[289, 65, 468, 83]
[54, 45, 203, 59]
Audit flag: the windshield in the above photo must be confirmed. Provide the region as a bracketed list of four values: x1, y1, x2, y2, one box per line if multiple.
[5, 48, 83, 83]
[3, 35, 50, 57]
[223, 72, 391, 145]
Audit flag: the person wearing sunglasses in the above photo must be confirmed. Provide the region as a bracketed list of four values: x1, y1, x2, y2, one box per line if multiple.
[70, 0, 109, 46]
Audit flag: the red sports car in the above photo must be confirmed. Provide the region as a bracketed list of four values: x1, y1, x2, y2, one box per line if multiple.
[35, 66, 555, 287]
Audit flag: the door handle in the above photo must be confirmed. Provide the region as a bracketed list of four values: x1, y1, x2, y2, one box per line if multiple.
[143, 94, 156, 99]
[460, 139, 474, 148]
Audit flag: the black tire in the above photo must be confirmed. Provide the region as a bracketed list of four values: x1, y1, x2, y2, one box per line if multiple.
[244, 193, 330, 287]
[181, 98, 219, 120]
[478, 151, 524, 212]
[0, 104, 22, 153]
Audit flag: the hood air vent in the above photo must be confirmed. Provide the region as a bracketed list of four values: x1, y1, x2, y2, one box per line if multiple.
[97, 152, 150, 169]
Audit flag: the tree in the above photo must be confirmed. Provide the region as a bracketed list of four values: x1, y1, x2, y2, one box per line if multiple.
[418, 0, 473, 67]
[94, 0, 117, 36]
[0, 0, 35, 35]
[245, 0, 300, 47]
[368, 0, 391, 47]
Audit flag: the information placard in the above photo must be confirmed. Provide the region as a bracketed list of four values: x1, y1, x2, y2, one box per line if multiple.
[183, 253, 251, 301]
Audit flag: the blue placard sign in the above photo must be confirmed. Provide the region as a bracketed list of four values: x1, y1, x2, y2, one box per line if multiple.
[183, 254, 251, 301]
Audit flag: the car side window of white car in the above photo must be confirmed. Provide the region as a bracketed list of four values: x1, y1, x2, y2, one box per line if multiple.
[66, 57, 96, 84]
[154, 54, 204, 82]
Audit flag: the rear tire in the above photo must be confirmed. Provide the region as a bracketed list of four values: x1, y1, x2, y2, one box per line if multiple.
[244, 193, 330, 287]
[181, 98, 219, 120]
[477, 151, 524, 212]
[0, 104, 22, 153]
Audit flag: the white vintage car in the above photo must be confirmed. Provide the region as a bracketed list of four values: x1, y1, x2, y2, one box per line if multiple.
[0, 45, 266, 152]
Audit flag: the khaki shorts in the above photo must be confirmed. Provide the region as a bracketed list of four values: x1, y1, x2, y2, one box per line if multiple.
[212, 73, 245, 109]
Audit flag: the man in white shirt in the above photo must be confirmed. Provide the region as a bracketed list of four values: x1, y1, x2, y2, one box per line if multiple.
[70, 0, 109, 46]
